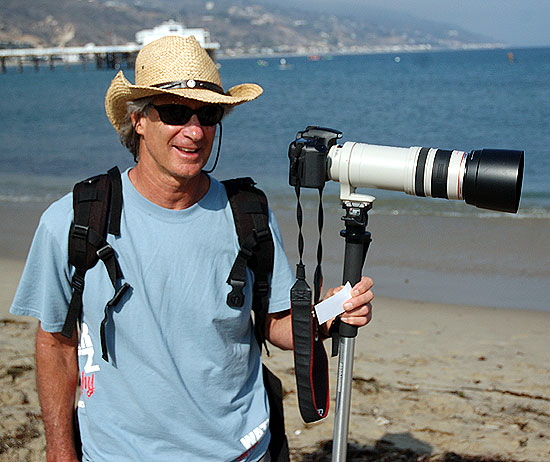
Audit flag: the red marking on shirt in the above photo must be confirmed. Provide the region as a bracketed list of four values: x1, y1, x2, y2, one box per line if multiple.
[81, 371, 96, 398]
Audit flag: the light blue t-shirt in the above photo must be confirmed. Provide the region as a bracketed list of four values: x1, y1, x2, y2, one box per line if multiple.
[10, 171, 295, 462]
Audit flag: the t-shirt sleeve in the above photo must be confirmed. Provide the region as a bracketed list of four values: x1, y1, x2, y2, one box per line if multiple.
[267, 209, 294, 314]
[9, 201, 73, 332]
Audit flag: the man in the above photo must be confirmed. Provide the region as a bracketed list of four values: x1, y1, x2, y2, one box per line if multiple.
[10, 35, 373, 462]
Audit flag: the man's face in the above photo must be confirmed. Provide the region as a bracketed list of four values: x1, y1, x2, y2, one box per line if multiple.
[133, 94, 218, 182]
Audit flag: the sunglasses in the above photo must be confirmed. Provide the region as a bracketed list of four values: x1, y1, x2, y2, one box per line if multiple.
[149, 104, 224, 126]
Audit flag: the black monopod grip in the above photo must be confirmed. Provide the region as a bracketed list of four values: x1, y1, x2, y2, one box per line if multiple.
[339, 223, 371, 338]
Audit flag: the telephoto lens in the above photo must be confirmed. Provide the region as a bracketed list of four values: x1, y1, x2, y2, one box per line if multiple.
[328, 142, 524, 213]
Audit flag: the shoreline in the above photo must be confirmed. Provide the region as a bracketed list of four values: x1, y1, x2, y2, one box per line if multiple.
[272, 205, 550, 313]
[215, 42, 511, 61]
[0, 43, 519, 72]
[1, 200, 549, 313]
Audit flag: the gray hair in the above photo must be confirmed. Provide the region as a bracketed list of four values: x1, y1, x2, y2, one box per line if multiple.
[118, 97, 232, 162]
[119, 97, 153, 161]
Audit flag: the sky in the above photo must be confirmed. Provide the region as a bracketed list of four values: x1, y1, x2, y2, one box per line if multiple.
[275, 0, 550, 47]
[377, 0, 550, 47]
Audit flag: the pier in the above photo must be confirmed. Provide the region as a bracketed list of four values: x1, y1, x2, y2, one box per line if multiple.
[0, 44, 141, 73]
[0, 21, 219, 73]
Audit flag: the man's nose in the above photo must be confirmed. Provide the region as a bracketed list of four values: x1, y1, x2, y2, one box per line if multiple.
[184, 114, 205, 139]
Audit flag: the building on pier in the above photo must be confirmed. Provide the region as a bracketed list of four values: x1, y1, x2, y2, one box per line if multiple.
[0, 21, 219, 73]
[135, 20, 218, 50]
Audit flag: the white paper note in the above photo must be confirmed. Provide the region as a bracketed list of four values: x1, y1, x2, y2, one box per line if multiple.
[314, 281, 352, 325]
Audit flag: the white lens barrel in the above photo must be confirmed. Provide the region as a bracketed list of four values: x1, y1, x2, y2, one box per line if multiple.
[328, 142, 469, 201]
[328, 142, 418, 194]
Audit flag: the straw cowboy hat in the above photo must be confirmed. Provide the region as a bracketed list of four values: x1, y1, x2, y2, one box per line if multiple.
[105, 35, 263, 133]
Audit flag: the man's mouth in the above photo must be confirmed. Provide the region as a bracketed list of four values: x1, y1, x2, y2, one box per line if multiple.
[174, 146, 199, 154]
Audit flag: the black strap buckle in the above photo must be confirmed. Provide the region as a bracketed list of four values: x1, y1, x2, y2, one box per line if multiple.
[227, 279, 246, 307]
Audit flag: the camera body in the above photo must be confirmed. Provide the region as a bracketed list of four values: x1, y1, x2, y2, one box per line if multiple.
[288, 126, 341, 189]
[288, 126, 524, 213]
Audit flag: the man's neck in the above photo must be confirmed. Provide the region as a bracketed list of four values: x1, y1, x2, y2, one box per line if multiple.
[128, 163, 210, 210]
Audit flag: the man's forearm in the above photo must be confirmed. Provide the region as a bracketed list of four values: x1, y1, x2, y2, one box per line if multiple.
[265, 310, 294, 350]
[35, 324, 80, 462]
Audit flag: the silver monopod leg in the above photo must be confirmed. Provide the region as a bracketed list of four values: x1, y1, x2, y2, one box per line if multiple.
[331, 201, 372, 462]
[332, 336, 357, 461]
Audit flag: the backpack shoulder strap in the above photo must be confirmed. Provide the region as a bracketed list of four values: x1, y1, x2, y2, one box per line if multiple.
[223, 178, 289, 461]
[222, 177, 274, 352]
[61, 167, 123, 339]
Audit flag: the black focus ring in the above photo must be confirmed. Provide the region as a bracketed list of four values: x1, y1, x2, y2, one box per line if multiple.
[431, 150, 452, 199]
[415, 147, 430, 197]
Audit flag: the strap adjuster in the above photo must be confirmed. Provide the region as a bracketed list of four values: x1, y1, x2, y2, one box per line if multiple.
[254, 280, 269, 297]
[71, 224, 89, 240]
[97, 244, 115, 261]
[71, 273, 85, 292]
[238, 246, 254, 260]
[254, 227, 271, 242]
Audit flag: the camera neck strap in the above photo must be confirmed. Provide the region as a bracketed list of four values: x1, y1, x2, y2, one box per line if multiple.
[294, 184, 324, 302]
[290, 184, 330, 423]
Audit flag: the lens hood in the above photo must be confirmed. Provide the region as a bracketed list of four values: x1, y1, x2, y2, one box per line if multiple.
[463, 149, 524, 213]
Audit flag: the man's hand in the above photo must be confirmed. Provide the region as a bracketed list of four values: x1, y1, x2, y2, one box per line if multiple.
[322, 276, 374, 332]
[266, 276, 374, 349]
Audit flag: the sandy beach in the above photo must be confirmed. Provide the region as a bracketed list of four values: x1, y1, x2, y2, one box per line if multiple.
[1, 200, 549, 461]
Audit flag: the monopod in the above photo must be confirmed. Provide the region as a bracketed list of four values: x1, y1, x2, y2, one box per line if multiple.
[332, 198, 372, 461]
[288, 126, 524, 461]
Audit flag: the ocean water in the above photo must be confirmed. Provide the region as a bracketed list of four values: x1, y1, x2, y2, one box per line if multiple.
[1, 47, 549, 218]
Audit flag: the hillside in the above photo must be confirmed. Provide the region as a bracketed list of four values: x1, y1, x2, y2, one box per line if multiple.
[0, 0, 501, 55]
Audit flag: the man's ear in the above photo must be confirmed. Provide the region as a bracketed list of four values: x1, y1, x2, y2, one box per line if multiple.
[131, 113, 144, 135]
